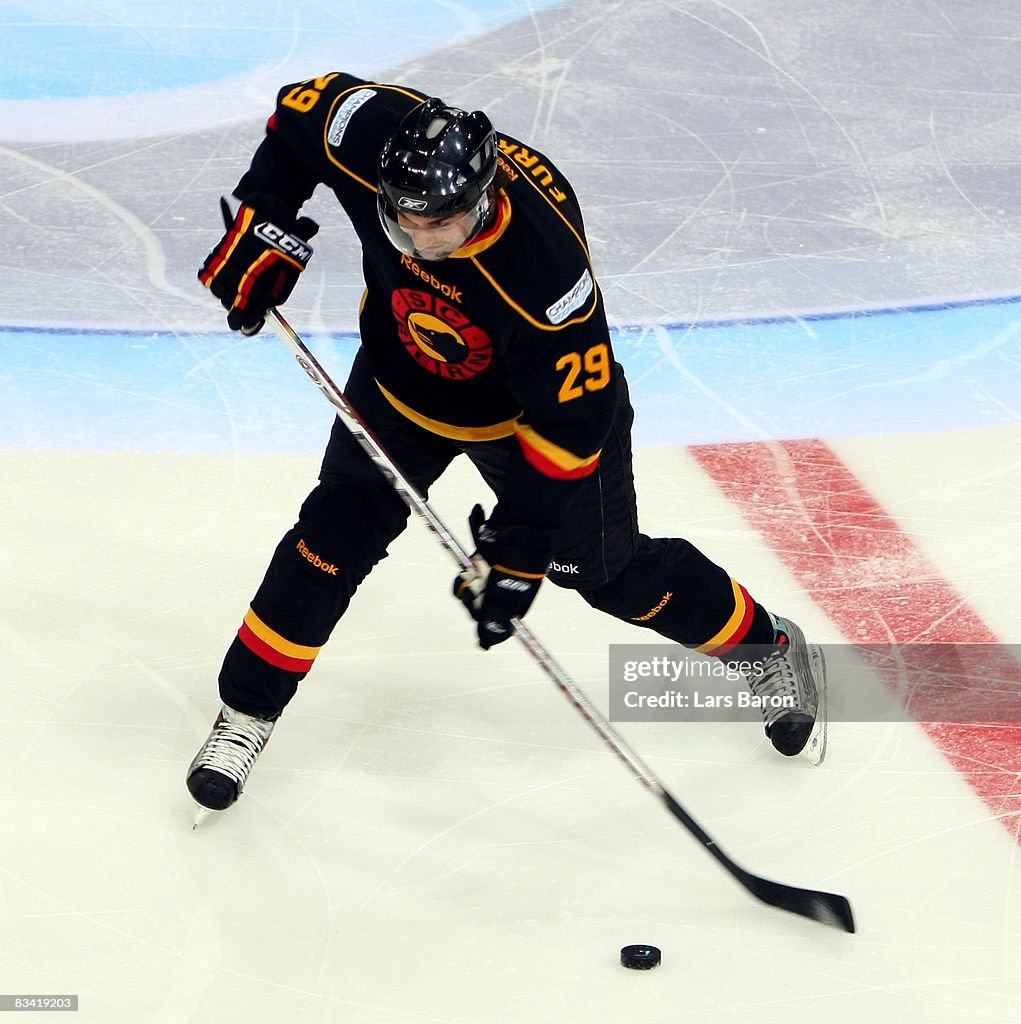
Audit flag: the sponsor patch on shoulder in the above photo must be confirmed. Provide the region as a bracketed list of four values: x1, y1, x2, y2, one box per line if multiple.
[546, 268, 594, 324]
[327, 89, 376, 147]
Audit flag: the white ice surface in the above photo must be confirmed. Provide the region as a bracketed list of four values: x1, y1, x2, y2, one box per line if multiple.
[1, 446, 1019, 1023]
[2, 1, 1021, 1021]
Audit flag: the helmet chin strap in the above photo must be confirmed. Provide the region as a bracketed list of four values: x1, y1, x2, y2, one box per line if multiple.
[459, 187, 497, 245]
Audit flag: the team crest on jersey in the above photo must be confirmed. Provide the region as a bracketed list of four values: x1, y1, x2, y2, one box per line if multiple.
[392, 289, 492, 380]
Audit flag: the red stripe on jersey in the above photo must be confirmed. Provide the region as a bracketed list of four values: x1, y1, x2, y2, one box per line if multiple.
[516, 432, 601, 480]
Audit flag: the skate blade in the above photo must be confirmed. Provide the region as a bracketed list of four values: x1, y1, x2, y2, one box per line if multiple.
[801, 713, 828, 765]
[802, 645, 828, 766]
[191, 805, 215, 830]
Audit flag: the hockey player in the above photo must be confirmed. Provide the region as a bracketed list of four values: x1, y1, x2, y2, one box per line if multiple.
[188, 72, 827, 813]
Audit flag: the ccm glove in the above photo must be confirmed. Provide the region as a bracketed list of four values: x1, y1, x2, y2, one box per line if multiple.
[453, 504, 551, 650]
[198, 194, 318, 333]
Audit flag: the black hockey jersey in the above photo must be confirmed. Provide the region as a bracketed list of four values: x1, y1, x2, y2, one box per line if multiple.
[234, 72, 619, 530]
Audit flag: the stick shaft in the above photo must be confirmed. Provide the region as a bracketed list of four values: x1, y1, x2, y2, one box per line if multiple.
[263, 308, 855, 932]
[265, 312, 661, 780]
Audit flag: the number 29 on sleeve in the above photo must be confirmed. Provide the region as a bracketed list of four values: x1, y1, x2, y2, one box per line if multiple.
[281, 74, 339, 113]
[555, 342, 611, 403]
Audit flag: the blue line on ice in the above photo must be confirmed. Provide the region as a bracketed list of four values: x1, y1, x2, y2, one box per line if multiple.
[4, 297, 1020, 452]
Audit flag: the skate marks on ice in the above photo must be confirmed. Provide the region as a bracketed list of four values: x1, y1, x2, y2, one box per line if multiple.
[690, 434, 1021, 840]
[3, 0, 1021, 1020]
[4, 2, 1021, 328]
[3, 448, 1021, 1022]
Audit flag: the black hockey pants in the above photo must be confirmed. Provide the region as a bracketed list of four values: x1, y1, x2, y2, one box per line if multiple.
[218, 350, 773, 718]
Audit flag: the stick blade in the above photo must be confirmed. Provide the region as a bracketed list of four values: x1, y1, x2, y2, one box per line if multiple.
[660, 792, 855, 932]
[744, 872, 856, 932]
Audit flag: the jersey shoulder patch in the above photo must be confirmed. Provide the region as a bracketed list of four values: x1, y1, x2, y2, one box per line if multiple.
[326, 88, 376, 148]
[546, 267, 594, 325]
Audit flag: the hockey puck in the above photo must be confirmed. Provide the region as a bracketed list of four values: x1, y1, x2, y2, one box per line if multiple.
[620, 944, 661, 970]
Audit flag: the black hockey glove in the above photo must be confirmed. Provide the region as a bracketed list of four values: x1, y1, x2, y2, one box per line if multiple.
[198, 194, 318, 333]
[453, 504, 550, 650]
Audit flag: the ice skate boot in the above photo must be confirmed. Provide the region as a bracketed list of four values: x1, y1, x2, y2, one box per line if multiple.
[746, 616, 827, 764]
[187, 704, 275, 812]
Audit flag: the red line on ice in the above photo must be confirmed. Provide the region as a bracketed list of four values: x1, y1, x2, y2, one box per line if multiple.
[691, 438, 1021, 840]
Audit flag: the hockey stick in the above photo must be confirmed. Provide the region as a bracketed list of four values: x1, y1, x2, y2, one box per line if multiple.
[262, 307, 855, 934]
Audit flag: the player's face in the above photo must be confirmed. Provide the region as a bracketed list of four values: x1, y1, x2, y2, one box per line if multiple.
[396, 209, 475, 260]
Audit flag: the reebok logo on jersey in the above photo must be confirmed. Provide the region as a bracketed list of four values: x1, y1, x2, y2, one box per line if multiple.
[546, 269, 593, 324]
[297, 538, 338, 575]
[327, 89, 375, 147]
[547, 560, 580, 575]
[254, 222, 313, 264]
[631, 592, 673, 622]
[400, 255, 464, 303]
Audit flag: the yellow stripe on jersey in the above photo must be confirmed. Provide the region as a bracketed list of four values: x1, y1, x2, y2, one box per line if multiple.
[376, 381, 520, 440]
[496, 144, 591, 258]
[514, 422, 601, 479]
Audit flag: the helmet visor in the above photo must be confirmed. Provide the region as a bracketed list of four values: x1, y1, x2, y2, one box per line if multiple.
[377, 189, 491, 261]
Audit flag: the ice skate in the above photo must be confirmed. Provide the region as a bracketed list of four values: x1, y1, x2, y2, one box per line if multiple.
[746, 616, 827, 764]
[187, 704, 275, 817]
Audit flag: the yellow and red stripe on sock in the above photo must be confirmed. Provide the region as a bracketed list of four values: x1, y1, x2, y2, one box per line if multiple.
[238, 608, 320, 673]
[695, 578, 756, 657]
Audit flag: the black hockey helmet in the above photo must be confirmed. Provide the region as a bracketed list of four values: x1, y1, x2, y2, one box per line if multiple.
[377, 97, 499, 257]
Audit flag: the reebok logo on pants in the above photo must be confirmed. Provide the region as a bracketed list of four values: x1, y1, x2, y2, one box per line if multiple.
[297, 538, 339, 575]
